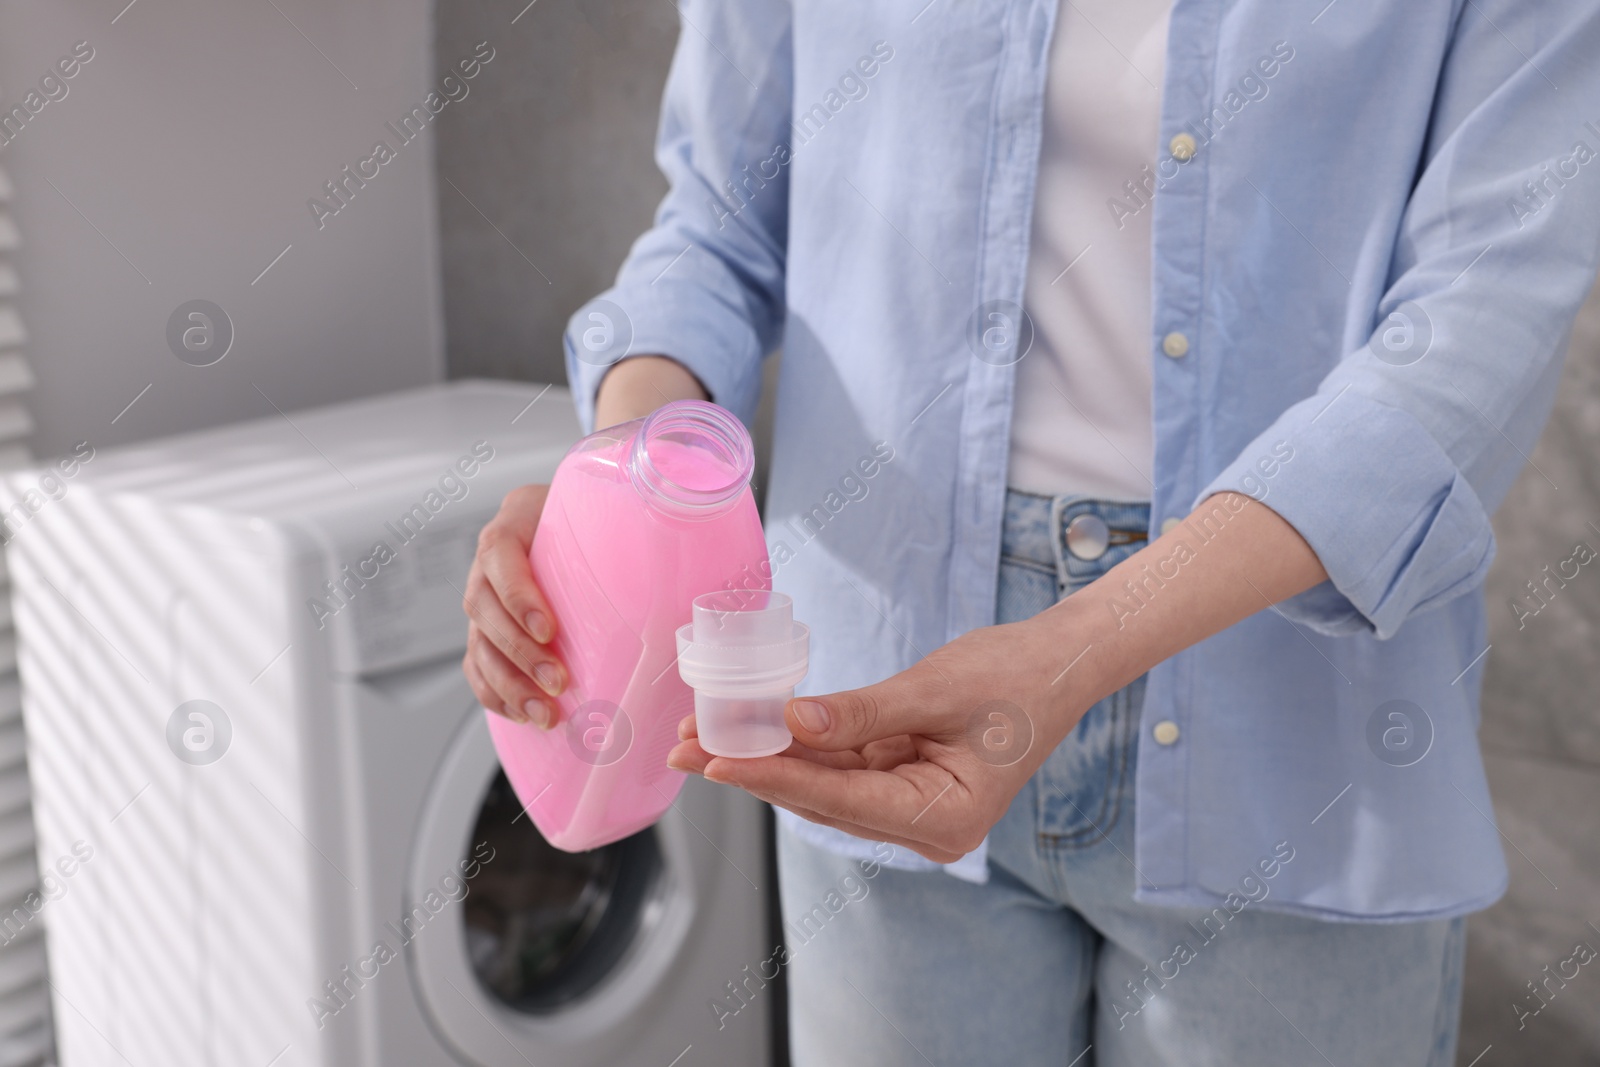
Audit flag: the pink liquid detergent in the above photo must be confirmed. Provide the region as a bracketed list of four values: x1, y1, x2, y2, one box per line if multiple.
[485, 401, 771, 851]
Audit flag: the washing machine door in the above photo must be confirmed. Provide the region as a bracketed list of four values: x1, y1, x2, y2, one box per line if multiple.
[407, 708, 769, 1067]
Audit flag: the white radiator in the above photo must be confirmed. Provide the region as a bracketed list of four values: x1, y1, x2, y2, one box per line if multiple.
[0, 161, 51, 1067]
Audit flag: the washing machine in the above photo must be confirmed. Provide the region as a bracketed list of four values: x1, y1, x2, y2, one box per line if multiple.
[2, 381, 774, 1067]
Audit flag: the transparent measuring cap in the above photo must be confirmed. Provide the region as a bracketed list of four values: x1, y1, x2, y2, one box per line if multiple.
[676, 589, 809, 758]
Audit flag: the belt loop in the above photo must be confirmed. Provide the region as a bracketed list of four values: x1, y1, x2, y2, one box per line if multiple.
[1048, 494, 1072, 591]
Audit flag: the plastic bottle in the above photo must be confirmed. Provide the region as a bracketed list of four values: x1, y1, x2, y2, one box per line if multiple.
[484, 400, 771, 852]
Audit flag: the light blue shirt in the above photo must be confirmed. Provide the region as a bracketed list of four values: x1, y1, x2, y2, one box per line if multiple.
[566, 0, 1600, 920]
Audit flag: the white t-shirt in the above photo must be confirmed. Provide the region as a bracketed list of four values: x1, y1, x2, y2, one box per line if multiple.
[1007, 0, 1172, 500]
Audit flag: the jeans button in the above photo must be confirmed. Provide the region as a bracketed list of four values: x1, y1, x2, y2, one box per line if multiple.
[1065, 514, 1110, 561]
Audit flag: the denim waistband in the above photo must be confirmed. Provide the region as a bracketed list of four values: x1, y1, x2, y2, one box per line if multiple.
[1002, 489, 1153, 587]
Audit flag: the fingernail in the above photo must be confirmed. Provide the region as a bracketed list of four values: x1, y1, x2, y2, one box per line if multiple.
[525, 612, 551, 642]
[792, 699, 830, 734]
[523, 699, 550, 728]
[533, 662, 563, 696]
[504, 702, 529, 724]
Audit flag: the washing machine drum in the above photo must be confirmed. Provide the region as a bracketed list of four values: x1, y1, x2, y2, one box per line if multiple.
[463, 771, 663, 1012]
[408, 713, 706, 1067]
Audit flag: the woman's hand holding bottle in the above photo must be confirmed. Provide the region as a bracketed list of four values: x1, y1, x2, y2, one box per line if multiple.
[461, 356, 709, 726]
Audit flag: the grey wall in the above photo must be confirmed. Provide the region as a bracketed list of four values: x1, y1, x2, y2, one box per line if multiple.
[0, 0, 444, 460]
[431, 4, 1600, 1062]
[1459, 276, 1600, 1064]
[434, 0, 677, 385]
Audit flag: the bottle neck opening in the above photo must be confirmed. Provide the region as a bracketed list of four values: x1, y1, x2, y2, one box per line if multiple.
[628, 401, 753, 519]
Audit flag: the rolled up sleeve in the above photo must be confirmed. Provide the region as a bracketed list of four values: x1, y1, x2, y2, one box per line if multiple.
[1200, 391, 1497, 638]
[564, 0, 793, 431]
[1199, 0, 1600, 639]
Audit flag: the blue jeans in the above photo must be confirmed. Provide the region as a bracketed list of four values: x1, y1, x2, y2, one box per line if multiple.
[776, 489, 1466, 1067]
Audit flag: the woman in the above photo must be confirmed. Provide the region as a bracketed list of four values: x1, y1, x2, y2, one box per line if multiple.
[462, 1, 1600, 1062]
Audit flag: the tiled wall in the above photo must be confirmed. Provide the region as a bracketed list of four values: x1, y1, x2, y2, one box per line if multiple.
[431, 5, 1600, 1062]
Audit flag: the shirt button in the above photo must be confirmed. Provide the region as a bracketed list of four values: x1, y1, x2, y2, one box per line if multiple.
[1169, 132, 1197, 161]
[1152, 720, 1181, 745]
[1162, 332, 1189, 358]
[1160, 517, 1181, 536]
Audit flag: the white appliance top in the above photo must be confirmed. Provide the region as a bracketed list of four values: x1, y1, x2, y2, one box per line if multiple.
[20, 380, 582, 676]
[67, 379, 579, 523]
